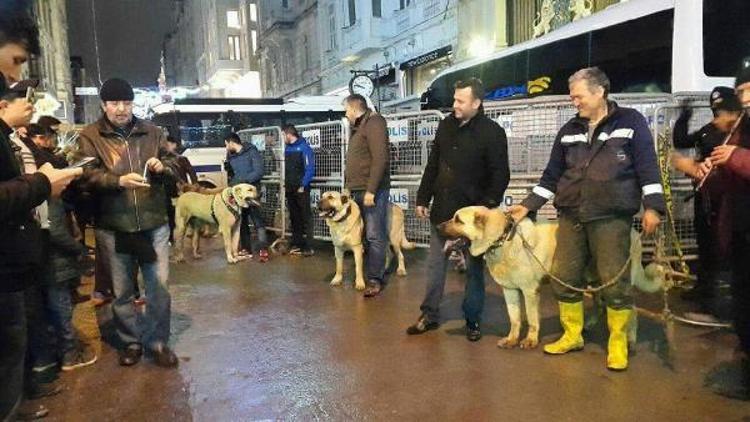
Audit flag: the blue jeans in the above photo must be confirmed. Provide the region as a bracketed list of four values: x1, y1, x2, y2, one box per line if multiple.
[351, 189, 389, 284]
[46, 281, 76, 354]
[0, 290, 26, 420]
[97, 225, 171, 350]
[420, 226, 486, 324]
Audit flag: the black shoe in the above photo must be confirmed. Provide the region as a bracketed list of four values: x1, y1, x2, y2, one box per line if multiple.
[363, 281, 382, 298]
[406, 315, 439, 335]
[151, 344, 179, 368]
[118, 344, 143, 366]
[466, 322, 482, 342]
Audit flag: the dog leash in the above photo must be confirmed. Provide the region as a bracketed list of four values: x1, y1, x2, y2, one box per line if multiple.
[493, 213, 639, 294]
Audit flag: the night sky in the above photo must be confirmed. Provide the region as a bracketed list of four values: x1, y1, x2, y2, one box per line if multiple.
[66, 0, 174, 88]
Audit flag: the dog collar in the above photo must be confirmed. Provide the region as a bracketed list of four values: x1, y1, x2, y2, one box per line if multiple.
[332, 205, 352, 223]
[486, 212, 518, 254]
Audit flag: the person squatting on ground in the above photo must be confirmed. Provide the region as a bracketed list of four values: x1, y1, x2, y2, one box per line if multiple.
[509, 67, 665, 371]
[224, 132, 269, 262]
[282, 124, 315, 256]
[406, 77, 510, 341]
[342, 94, 391, 298]
[75, 78, 178, 369]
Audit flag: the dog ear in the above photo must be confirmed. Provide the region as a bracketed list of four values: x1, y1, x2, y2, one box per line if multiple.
[232, 185, 243, 198]
[474, 210, 487, 230]
[341, 193, 349, 204]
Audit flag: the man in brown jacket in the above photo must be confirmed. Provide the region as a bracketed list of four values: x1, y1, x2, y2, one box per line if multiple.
[343, 94, 390, 297]
[76, 78, 178, 368]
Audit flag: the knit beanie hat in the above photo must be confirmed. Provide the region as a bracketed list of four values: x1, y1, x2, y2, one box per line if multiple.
[100, 78, 134, 101]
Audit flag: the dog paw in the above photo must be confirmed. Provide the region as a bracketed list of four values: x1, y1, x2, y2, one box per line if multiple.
[397, 268, 407, 276]
[354, 281, 366, 291]
[519, 337, 539, 350]
[173, 256, 185, 263]
[497, 337, 519, 349]
[330, 277, 343, 286]
[227, 257, 239, 264]
[192, 253, 203, 260]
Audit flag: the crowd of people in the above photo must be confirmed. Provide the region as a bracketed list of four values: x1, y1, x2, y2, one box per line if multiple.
[4, 3, 750, 421]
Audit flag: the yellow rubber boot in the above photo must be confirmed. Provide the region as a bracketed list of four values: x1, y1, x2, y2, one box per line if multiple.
[606, 307, 633, 371]
[543, 301, 584, 355]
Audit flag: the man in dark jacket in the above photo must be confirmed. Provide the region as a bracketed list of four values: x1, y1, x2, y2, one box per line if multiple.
[76, 78, 178, 368]
[672, 87, 742, 314]
[283, 124, 315, 256]
[701, 66, 750, 400]
[509, 67, 665, 371]
[343, 94, 390, 297]
[161, 135, 197, 242]
[407, 78, 510, 341]
[224, 132, 268, 261]
[0, 10, 81, 419]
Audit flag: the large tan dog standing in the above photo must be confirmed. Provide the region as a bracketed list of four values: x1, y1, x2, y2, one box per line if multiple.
[439, 206, 662, 350]
[317, 191, 415, 290]
[173, 183, 260, 264]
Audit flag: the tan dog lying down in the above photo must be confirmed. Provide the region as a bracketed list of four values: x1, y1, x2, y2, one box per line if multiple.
[173, 183, 259, 264]
[317, 191, 415, 290]
[439, 206, 662, 350]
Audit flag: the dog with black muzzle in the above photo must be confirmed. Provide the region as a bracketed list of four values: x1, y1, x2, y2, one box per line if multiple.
[439, 206, 664, 350]
[318, 190, 415, 291]
[173, 183, 260, 264]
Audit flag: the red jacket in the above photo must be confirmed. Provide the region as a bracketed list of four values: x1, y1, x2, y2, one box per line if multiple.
[715, 116, 750, 252]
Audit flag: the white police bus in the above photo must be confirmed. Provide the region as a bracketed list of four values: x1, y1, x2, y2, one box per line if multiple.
[421, 0, 748, 109]
[152, 96, 344, 188]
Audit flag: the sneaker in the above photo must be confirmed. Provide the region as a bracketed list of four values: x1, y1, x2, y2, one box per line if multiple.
[258, 249, 270, 263]
[118, 343, 143, 367]
[62, 346, 98, 371]
[301, 249, 314, 257]
[238, 249, 253, 257]
[289, 247, 302, 255]
[363, 281, 382, 298]
[406, 315, 439, 335]
[133, 296, 147, 306]
[466, 322, 482, 342]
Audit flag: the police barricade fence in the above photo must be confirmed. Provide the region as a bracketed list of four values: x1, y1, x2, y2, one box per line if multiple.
[484, 93, 696, 257]
[237, 126, 286, 237]
[384, 110, 445, 247]
[297, 119, 348, 241]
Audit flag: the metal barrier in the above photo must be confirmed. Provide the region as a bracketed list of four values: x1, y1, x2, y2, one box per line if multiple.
[237, 126, 286, 237]
[384, 110, 445, 247]
[484, 94, 697, 256]
[297, 119, 348, 241]
[232, 94, 709, 258]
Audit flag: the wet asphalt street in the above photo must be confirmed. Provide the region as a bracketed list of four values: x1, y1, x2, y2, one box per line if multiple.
[36, 238, 750, 421]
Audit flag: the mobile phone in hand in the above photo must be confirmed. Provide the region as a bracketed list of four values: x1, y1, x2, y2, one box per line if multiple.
[25, 86, 34, 103]
[66, 156, 97, 169]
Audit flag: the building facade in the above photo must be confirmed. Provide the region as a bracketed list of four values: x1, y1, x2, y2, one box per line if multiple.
[26, 0, 73, 122]
[164, 0, 262, 98]
[257, 0, 322, 98]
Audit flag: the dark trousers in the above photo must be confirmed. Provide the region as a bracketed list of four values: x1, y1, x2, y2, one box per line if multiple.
[694, 194, 724, 298]
[0, 289, 26, 420]
[240, 206, 268, 252]
[286, 189, 314, 249]
[24, 285, 55, 372]
[166, 197, 176, 243]
[551, 215, 633, 309]
[731, 231, 750, 355]
[420, 226, 486, 324]
[94, 229, 113, 295]
[47, 280, 77, 354]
